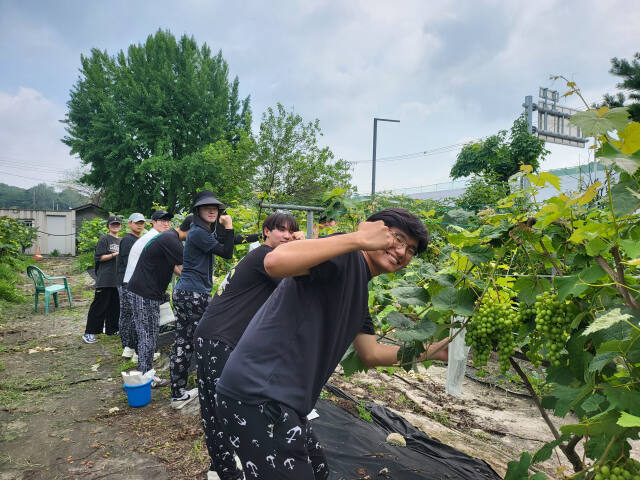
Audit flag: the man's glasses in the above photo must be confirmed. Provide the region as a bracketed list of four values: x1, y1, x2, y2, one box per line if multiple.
[391, 231, 418, 257]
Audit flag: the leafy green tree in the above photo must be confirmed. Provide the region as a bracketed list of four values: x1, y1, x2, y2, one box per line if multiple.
[598, 52, 640, 122]
[62, 29, 252, 214]
[450, 114, 548, 182]
[253, 103, 352, 206]
[453, 173, 509, 212]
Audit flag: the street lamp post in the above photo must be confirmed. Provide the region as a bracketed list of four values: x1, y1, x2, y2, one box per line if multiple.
[371, 117, 400, 197]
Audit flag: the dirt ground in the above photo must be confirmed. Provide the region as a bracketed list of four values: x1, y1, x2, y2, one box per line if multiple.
[0, 258, 636, 479]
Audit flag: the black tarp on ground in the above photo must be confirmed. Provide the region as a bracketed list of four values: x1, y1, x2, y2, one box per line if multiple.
[313, 384, 501, 480]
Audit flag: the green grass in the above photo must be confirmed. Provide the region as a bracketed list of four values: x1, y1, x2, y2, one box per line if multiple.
[356, 400, 372, 423]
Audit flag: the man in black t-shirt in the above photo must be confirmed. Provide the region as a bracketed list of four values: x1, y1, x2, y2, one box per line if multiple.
[82, 216, 122, 344]
[116, 212, 146, 357]
[193, 212, 303, 480]
[126, 216, 192, 385]
[215, 208, 449, 480]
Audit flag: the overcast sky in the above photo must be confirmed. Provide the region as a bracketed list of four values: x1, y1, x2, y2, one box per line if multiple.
[1, 0, 638, 194]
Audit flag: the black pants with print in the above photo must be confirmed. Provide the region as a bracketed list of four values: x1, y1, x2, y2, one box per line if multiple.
[195, 338, 243, 479]
[130, 292, 160, 374]
[170, 289, 209, 398]
[118, 285, 137, 351]
[216, 392, 330, 480]
[85, 287, 119, 335]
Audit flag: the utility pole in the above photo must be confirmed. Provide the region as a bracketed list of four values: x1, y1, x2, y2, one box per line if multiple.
[371, 117, 400, 197]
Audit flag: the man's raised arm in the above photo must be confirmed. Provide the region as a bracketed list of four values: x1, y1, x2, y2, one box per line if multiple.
[264, 220, 394, 278]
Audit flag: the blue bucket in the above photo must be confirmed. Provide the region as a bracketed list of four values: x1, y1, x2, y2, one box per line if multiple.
[123, 379, 153, 407]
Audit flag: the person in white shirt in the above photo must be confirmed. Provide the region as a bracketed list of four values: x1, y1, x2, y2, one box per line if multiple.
[120, 210, 173, 359]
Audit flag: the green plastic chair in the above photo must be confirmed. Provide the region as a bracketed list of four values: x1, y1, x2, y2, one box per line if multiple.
[26, 265, 73, 314]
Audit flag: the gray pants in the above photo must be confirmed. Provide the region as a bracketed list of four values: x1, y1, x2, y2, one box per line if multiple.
[130, 292, 160, 374]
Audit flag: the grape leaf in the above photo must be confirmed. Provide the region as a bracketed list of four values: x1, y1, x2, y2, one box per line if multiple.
[596, 142, 640, 175]
[532, 434, 570, 464]
[432, 287, 476, 316]
[603, 385, 640, 416]
[514, 277, 538, 305]
[340, 345, 368, 377]
[588, 352, 619, 372]
[619, 238, 640, 258]
[504, 452, 533, 480]
[555, 275, 588, 300]
[570, 107, 629, 136]
[611, 180, 640, 217]
[560, 410, 623, 437]
[617, 411, 640, 427]
[389, 286, 430, 307]
[619, 122, 640, 154]
[460, 244, 494, 265]
[385, 310, 414, 329]
[583, 308, 633, 335]
[581, 393, 605, 413]
[394, 318, 438, 342]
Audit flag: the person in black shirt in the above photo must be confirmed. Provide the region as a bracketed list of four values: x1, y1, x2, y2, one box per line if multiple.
[116, 212, 146, 357]
[126, 216, 192, 386]
[82, 216, 122, 344]
[193, 212, 303, 480]
[215, 208, 449, 480]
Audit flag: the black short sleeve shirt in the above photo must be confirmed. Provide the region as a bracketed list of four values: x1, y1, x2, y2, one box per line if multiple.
[116, 233, 138, 286]
[216, 249, 372, 416]
[127, 230, 183, 301]
[194, 244, 281, 347]
[94, 235, 120, 288]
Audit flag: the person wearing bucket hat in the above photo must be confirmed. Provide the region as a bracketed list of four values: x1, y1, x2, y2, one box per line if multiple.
[82, 215, 122, 344]
[115, 213, 147, 358]
[169, 190, 234, 409]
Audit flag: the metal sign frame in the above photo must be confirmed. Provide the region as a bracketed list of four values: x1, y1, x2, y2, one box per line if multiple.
[523, 89, 586, 148]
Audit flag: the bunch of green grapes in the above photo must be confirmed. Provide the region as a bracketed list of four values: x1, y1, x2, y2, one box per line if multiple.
[466, 297, 519, 374]
[526, 291, 575, 367]
[592, 458, 640, 480]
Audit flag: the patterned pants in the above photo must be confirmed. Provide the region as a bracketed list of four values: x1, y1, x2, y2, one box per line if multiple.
[216, 392, 330, 480]
[118, 286, 137, 351]
[130, 292, 161, 374]
[195, 338, 244, 479]
[170, 289, 209, 398]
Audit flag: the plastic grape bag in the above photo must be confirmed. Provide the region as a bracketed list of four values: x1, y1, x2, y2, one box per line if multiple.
[445, 323, 471, 397]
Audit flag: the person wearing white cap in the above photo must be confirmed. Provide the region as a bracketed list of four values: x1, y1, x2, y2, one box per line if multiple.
[116, 213, 147, 358]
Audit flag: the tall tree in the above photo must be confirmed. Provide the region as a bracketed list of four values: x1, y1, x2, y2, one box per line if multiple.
[62, 29, 252, 214]
[598, 52, 640, 122]
[450, 114, 548, 182]
[253, 103, 352, 205]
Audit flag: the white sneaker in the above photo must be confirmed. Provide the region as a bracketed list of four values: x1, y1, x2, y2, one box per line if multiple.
[151, 376, 169, 388]
[130, 352, 159, 364]
[171, 388, 198, 409]
[207, 471, 221, 480]
[122, 347, 135, 358]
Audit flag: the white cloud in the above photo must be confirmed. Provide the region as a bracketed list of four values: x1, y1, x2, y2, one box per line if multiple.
[0, 87, 80, 188]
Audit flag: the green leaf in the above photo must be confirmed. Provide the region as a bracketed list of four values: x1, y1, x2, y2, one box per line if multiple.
[619, 238, 640, 259]
[385, 310, 414, 329]
[588, 352, 619, 372]
[570, 107, 630, 137]
[532, 435, 569, 464]
[617, 411, 640, 427]
[581, 393, 605, 413]
[555, 275, 588, 300]
[603, 385, 640, 416]
[611, 180, 640, 217]
[549, 384, 584, 417]
[514, 277, 538, 305]
[596, 142, 640, 175]
[504, 452, 533, 480]
[619, 121, 640, 154]
[560, 409, 624, 437]
[583, 308, 633, 336]
[394, 318, 438, 342]
[340, 345, 368, 377]
[460, 244, 495, 265]
[577, 264, 606, 283]
[431, 287, 476, 316]
[389, 286, 430, 307]
[585, 237, 609, 257]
